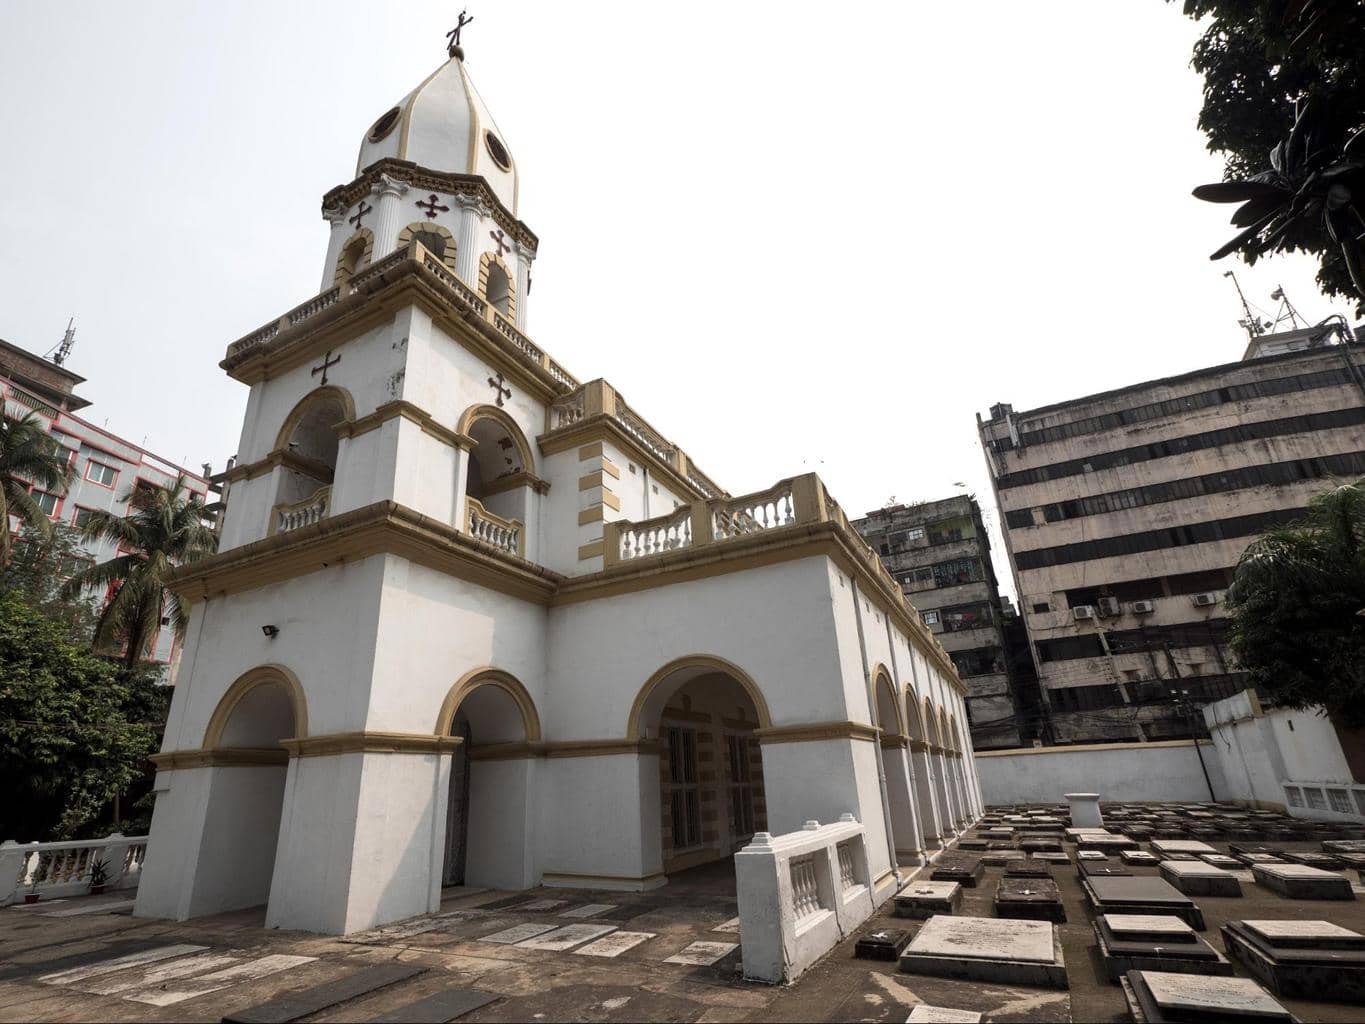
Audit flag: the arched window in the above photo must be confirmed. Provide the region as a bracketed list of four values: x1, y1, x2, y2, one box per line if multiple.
[332, 230, 373, 285]
[485, 261, 511, 315]
[411, 229, 448, 262]
[397, 223, 457, 273]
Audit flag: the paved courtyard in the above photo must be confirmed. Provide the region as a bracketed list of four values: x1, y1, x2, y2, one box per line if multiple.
[4, 806, 1365, 1022]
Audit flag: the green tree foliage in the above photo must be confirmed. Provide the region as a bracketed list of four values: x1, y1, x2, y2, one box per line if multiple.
[1176, 1, 1365, 308]
[0, 410, 73, 558]
[1228, 480, 1365, 723]
[0, 592, 167, 840]
[0, 523, 100, 642]
[63, 474, 216, 670]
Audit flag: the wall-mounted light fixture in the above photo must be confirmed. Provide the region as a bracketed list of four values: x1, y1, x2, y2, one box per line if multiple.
[261, 624, 280, 639]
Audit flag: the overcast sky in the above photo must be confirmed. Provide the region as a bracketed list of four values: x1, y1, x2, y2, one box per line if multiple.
[0, 2, 1344, 598]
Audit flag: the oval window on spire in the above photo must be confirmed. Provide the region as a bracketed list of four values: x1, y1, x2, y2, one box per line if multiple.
[368, 107, 401, 143]
[484, 131, 511, 170]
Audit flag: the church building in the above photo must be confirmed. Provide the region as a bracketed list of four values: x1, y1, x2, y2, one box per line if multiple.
[134, 34, 983, 935]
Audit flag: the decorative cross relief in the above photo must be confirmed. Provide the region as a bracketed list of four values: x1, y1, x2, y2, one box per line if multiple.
[416, 193, 449, 219]
[487, 371, 511, 407]
[489, 229, 510, 257]
[348, 202, 372, 229]
[311, 350, 341, 386]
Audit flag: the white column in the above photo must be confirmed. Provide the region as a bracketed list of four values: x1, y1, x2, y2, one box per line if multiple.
[454, 193, 487, 288]
[371, 174, 409, 257]
[912, 744, 945, 849]
[514, 242, 535, 331]
[319, 208, 348, 292]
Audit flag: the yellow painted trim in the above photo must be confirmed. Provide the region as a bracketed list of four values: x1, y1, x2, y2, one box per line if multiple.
[544, 738, 661, 759]
[396, 222, 457, 273]
[871, 663, 904, 736]
[468, 741, 544, 761]
[151, 747, 288, 771]
[577, 541, 604, 560]
[337, 400, 475, 452]
[332, 229, 375, 287]
[578, 471, 613, 491]
[282, 732, 463, 757]
[627, 655, 773, 740]
[600, 459, 620, 480]
[578, 506, 605, 525]
[755, 721, 880, 745]
[601, 491, 621, 511]
[271, 386, 357, 453]
[577, 442, 604, 460]
[480, 470, 550, 496]
[456, 402, 536, 474]
[435, 667, 543, 741]
[202, 666, 309, 748]
[541, 871, 666, 887]
[972, 738, 1207, 758]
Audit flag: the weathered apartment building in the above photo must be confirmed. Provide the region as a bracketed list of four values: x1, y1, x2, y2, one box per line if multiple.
[977, 326, 1365, 745]
[1, 336, 213, 666]
[854, 495, 1038, 749]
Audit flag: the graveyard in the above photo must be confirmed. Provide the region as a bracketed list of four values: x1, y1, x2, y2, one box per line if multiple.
[3, 799, 1365, 1021]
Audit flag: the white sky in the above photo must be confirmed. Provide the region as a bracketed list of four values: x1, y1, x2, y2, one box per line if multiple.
[0, 1, 1346, 599]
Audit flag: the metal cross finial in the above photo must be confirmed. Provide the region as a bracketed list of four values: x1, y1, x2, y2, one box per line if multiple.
[447, 10, 474, 54]
[487, 371, 511, 407]
[311, 350, 341, 386]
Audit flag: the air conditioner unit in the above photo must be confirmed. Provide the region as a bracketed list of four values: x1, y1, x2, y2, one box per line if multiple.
[1130, 600, 1156, 615]
[1096, 596, 1121, 618]
[1192, 592, 1219, 608]
[1072, 605, 1096, 621]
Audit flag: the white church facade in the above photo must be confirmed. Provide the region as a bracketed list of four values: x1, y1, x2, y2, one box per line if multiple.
[134, 39, 983, 936]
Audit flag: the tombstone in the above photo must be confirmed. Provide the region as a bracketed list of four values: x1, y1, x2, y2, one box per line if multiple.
[898, 915, 1068, 989]
[1280, 851, 1345, 870]
[993, 877, 1066, 923]
[1066, 793, 1103, 828]
[931, 855, 986, 888]
[1082, 875, 1206, 930]
[1151, 839, 1217, 857]
[1032, 851, 1072, 864]
[1323, 840, 1365, 855]
[1252, 863, 1356, 901]
[1222, 919, 1365, 1003]
[1235, 851, 1287, 868]
[894, 880, 962, 919]
[1077, 834, 1139, 853]
[1064, 827, 1111, 843]
[957, 839, 990, 851]
[1198, 854, 1242, 870]
[1121, 849, 1161, 866]
[1020, 837, 1063, 853]
[1121, 969, 1295, 1023]
[1080, 861, 1132, 879]
[906, 1006, 982, 1023]
[981, 849, 1026, 867]
[854, 927, 911, 961]
[1005, 860, 1052, 879]
[1159, 860, 1243, 898]
[1092, 914, 1232, 982]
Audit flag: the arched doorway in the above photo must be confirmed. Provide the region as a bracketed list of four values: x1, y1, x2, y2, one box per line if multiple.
[436, 670, 540, 890]
[873, 670, 922, 864]
[189, 668, 305, 917]
[631, 657, 771, 879]
[271, 388, 352, 533]
[905, 694, 944, 847]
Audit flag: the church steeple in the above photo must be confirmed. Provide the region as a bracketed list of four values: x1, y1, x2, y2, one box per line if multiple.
[319, 30, 535, 330]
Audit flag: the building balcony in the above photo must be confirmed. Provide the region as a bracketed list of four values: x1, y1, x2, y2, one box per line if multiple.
[465, 496, 524, 558]
[271, 486, 330, 535]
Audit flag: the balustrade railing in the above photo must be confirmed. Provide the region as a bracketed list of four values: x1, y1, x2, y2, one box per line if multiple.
[550, 389, 585, 429]
[615, 397, 675, 464]
[286, 287, 341, 326]
[466, 496, 523, 557]
[617, 505, 693, 561]
[711, 482, 796, 540]
[274, 486, 330, 535]
[419, 251, 486, 314]
[492, 310, 544, 365]
[790, 854, 821, 921]
[0, 834, 147, 905]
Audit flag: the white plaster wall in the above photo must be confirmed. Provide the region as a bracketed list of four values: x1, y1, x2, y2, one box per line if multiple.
[465, 758, 537, 889]
[1267, 710, 1353, 783]
[976, 741, 1228, 806]
[188, 766, 288, 917]
[540, 754, 661, 881]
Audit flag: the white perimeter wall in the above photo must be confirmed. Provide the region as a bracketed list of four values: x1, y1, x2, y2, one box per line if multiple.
[976, 739, 1229, 806]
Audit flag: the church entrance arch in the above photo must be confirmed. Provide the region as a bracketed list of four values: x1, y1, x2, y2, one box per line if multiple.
[436, 669, 540, 890]
[631, 656, 771, 879]
[188, 666, 305, 918]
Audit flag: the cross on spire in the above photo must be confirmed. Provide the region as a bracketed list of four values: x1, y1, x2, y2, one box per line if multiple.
[446, 10, 474, 55]
[416, 193, 450, 219]
[349, 201, 372, 229]
[487, 371, 511, 407]
[311, 350, 341, 386]
[489, 229, 510, 257]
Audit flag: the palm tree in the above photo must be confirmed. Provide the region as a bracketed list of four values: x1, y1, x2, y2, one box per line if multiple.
[1227, 479, 1365, 724]
[0, 410, 73, 558]
[62, 474, 217, 670]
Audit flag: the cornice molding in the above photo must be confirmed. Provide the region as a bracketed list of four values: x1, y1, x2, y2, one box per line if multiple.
[337, 400, 476, 453]
[322, 159, 538, 253]
[537, 413, 708, 505]
[754, 720, 880, 745]
[481, 469, 551, 497]
[282, 731, 463, 758]
[150, 747, 288, 770]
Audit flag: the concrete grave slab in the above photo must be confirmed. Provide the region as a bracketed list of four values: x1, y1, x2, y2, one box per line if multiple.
[663, 941, 737, 966]
[1083, 875, 1205, 929]
[123, 955, 317, 1009]
[906, 1005, 983, 1023]
[367, 989, 500, 1024]
[1280, 851, 1345, 870]
[1005, 860, 1053, 878]
[516, 924, 617, 951]
[993, 877, 1066, 923]
[1079, 862, 1132, 879]
[1222, 919, 1365, 1002]
[478, 923, 558, 945]
[1077, 850, 1108, 861]
[1324, 840, 1365, 855]
[894, 880, 962, 919]
[899, 915, 1067, 989]
[518, 899, 569, 912]
[1252, 862, 1356, 901]
[573, 931, 656, 958]
[1093, 915, 1231, 982]
[1159, 860, 1243, 897]
[1121, 969, 1294, 1023]
[560, 903, 617, 918]
[1122, 850, 1161, 865]
[1198, 854, 1242, 870]
[854, 928, 911, 961]
[222, 963, 428, 1024]
[930, 856, 985, 888]
[1151, 840, 1217, 856]
[1032, 851, 1072, 864]
[980, 850, 1026, 866]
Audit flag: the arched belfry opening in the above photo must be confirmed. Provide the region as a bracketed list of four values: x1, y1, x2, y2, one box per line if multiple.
[188, 669, 305, 918]
[457, 406, 535, 555]
[436, 671, 540, 891]
[271, 388, 352, 533]
[632, 657, 771, 881]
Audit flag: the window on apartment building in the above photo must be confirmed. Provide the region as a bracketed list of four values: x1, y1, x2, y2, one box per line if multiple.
[31, 490, 58, 517]
[1031, 602, 1051, 614]
[71, 506, 98, 529]
[907, 526, 925, 541]
[1036, 634, 1105, 662]
[727, 734, 756, 839]
[1005, 509, 1035, 529]
[941, 603, 992, 632]
[921, 610, 940, 626]
[131, 479, 159, 508]
[84, 461, 117, 487]
[933, 558, 980, 587]
[665, 726, 702, 850]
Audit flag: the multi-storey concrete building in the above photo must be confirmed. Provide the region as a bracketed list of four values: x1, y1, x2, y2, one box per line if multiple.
[854, 495, 1037, 750]
[1, 337, 213, 666]
[977, 327, 1365, 744]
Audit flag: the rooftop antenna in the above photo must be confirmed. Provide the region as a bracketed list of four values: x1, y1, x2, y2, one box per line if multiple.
[1268, 284, 1307, 332]
[49, 318, 77, 366]
[1223, 271, 1271, 342]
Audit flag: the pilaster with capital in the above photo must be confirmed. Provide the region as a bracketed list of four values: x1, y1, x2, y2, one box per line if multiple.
[370, 175, 409, 257]
[514, 243, 535, 330]
[454, 193, 488, 288]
